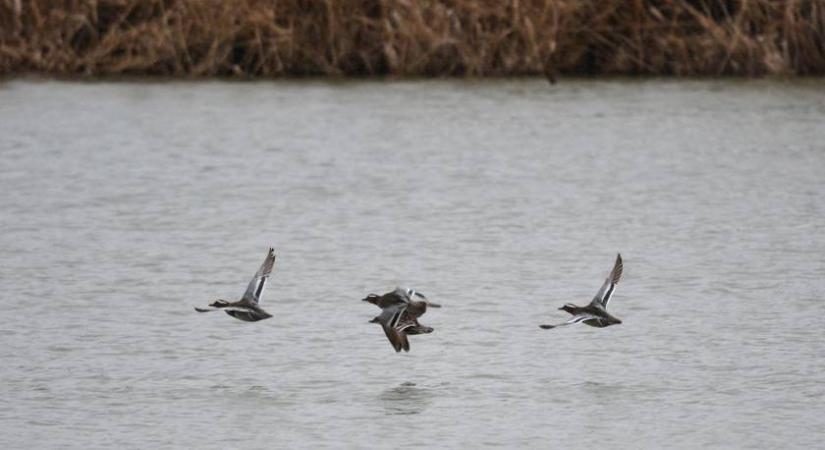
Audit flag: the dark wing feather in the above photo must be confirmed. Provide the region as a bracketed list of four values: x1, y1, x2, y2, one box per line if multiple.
[590, 253, 623, 308]
[382, 324, 404, 352]
[376, 303, 409, 352]
[241, 248, 276, 304]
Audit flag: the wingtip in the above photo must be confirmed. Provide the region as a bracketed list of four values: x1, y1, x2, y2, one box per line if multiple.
[400, 332, 410, 352]
[613, 253, 623, 283]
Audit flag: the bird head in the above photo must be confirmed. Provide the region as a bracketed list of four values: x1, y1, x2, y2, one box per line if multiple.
[362, 293, 380, 304]
[559, 303, 577, 313]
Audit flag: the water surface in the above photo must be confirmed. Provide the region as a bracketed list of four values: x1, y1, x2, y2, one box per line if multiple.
[1, 79, 824, 448]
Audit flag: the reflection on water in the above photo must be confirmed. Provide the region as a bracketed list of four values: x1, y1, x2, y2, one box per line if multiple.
[379, 382, 434, 416]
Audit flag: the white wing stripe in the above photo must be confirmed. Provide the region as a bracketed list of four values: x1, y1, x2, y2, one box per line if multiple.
[601, 282, 616, 306]
[223, 306, 255, 313]
[390, 306, 407, 329]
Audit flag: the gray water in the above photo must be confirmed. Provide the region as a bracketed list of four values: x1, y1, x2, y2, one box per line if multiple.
[1, 79, 824, 449]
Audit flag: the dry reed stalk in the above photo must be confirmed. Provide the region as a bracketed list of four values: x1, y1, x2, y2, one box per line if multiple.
[0, 0, 823, 77]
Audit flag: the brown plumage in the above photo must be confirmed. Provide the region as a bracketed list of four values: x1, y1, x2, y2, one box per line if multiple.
[363, 287, 440, 352]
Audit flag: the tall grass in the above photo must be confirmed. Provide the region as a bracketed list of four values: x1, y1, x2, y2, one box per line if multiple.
[1, 0, 823, 77]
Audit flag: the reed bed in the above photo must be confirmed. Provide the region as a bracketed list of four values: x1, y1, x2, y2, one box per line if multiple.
[1, 0, 824, 77]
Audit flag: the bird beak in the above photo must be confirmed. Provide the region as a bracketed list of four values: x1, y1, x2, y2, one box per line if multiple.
[557, 306, 565, 310]
[428, 302, 442, 308]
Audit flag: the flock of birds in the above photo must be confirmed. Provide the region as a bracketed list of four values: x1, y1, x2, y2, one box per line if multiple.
[195, 248, 624, 352]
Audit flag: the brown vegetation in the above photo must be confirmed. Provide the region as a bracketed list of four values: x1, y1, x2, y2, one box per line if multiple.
[1, 0, 824, 77]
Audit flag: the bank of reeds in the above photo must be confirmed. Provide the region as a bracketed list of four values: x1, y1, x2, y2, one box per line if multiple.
[1, 0, 824, 77]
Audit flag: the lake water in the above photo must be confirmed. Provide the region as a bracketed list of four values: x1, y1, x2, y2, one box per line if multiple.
[1, 79, 824, 449]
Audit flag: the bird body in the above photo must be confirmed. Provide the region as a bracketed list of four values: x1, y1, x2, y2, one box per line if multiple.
[540, 254, 623, 329]
[364, 287, 440, 352]
[195, 248, 276, 322]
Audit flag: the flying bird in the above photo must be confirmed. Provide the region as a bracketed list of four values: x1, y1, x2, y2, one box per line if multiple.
[363, 287, 441, 352]
[195, 248, 276, 322]
[540, 254, 623, 329]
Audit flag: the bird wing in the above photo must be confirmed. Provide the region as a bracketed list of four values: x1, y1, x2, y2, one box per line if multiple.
[590, 253, 623, 308]
[393, 287, 427, 302]
[241, 248, 276, 304]
[384, 325, 410, 352]
[407, 288, 427, 300]
[377, 303, 410, 352]
[397, 309, 422, 331]
[394, 287, 414, 301]
[539, 313, 598, 329]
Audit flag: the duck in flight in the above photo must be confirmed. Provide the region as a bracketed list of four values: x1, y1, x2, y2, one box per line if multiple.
[540, 254, 623, 329]
[195, 247, 276, 322]
[363, 287, 441, 352]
